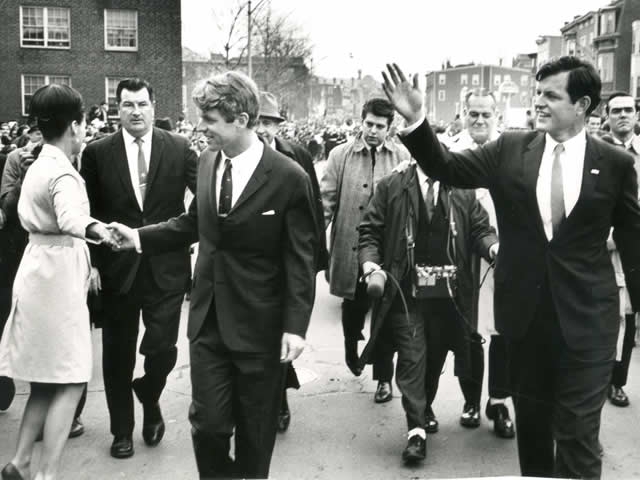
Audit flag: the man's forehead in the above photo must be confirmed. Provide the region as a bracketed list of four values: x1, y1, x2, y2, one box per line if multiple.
[363, 113, 388, 125]
[467, 95, 496, 111]
[609, 96, 635, 109]
[121, 88, 151, 101]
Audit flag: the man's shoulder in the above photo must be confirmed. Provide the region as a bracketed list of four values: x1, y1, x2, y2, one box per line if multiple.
[84, 130, 119, 152]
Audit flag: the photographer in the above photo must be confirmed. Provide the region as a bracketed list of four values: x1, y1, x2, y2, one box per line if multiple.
[357, 162, 497, 464]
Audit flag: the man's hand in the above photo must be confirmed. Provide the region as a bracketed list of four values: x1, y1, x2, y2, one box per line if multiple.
[89, 267, 101, 295]
[392, 159, 414, 174]
[362, 261, 382, 283]
[86, 222, 120, 249]
[107, 222, 137, 250]
[382, 63, 425, 125]
[280, 333, 305, 363]
[489, 243, 499, 261]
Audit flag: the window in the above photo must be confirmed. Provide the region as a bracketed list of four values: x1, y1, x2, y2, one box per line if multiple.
[494, 74, 501, 86]
[597, 52, 614, 82]
[520, 75, 529, 86]
[460, 74, 468, 85]
[589, 32, 594, 45]
[600, 12, 615, 35]
[580, 35, 586, 46]
[566, 39, 576, 56]
[104, 9, 137, 50]
[438, 90, 446, 101]
[636, 76, 640, 98]
[20, 6, 70, 48]
[105, 77, 127, 116]
[503, 74, 511, 83]
[472, 74, 479, 85]
[438, 74, 446, 85]
[22, 74, 71, 115]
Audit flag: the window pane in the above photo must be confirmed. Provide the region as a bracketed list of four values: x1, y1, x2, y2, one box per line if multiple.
[47, 8, 70, 47]
[49, 76, 71, 86]
[22, 7, 45, 46]
[23, 75, 46, 114]
[106, 10, 137, 48]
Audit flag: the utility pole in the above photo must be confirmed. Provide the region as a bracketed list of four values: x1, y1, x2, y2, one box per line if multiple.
[247, 0, 252, 77]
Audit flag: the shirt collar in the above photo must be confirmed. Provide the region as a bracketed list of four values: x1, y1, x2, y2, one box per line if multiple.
[220, 132, 263, 166]
[545, 128, 586, 154]
[415, 165, 437, 186]
[122, 127, 153, 146]
[353, 132, 394, 153]
[612, 134, 637, 150]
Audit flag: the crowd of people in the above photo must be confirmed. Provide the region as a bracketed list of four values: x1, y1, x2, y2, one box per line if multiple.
[0, 54, 639, 480]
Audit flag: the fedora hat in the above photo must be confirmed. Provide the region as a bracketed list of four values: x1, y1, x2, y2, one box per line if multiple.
[259, 92, 285, 122]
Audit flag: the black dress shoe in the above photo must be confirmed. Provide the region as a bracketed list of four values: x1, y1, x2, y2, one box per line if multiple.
[608, 385, 630, 407]
[69, 416, 85, 438]
[1, 463, 24, 480]
[425, 406, 439, 434]
[277, 408, 291, 433]
[485, 401, 515, 439]
[344, 340, 362, 376]
[402, 435, 426, 464]
[374, 381, 393, 403]
[110, 435, 134, 459]
[141, 403, 165, 446]
[460, 403, 481, 428]
[0, 376, 15, 411]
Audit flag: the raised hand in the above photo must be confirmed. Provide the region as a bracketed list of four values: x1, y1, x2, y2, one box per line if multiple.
[107, 222, 137, 250]
[381, 63, 424, 125]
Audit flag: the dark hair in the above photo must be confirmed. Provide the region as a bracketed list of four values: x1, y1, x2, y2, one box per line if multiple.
[155, 117, 174, 131]
[361, 98, 394, 126]
[29, 84, 84, 141]
[605, 91, 637, 114]
[116, 78, 154, 104]
[535, 56, 601, 116]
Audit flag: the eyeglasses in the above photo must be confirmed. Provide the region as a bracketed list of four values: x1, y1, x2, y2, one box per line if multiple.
[468, 111, 493, 120]
[610, 107, 636, 115]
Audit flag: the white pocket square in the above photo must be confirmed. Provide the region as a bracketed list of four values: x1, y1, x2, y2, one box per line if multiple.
[261, 210, 276, 215]
[590, 169, 600, 175]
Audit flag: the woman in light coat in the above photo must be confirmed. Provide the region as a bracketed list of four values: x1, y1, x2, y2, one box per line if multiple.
[0, 84, 116, 480]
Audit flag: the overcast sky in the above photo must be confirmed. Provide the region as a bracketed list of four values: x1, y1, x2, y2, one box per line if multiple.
[182, 0, 608, 78]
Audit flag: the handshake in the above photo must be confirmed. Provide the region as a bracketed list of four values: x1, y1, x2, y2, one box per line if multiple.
[86, 222, 138, 251]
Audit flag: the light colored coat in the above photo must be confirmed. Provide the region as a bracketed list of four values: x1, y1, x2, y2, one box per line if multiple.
[0, 144, 95, 383]
[321, 133, 410, 299]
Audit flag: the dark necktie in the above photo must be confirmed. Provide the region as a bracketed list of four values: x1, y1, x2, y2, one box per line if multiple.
[550, 143, 565, 237]
[134, 138, 148, 203]
[425, 178, 435, 222]
[370, 145, 377, 169]
[219, 158, 232, 216]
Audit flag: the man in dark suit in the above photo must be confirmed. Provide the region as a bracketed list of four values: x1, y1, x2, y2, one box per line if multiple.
[382, 57, 640, 479]
[80, 78, 197, 459]
[108, 71, 318, 479]
[256, 90, 327, 432]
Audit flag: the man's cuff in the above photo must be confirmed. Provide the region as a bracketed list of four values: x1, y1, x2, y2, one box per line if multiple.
[398, 115, 426, 136]
[134, 229, 142, 253]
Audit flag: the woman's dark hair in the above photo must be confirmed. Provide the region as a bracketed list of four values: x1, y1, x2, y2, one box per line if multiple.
[29, 84, 85, 141]
[536, 56, 601, 116]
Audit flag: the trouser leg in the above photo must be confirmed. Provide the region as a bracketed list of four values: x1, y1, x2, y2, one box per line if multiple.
[488, 334, 510, 399]
[611, 313, 636, 388]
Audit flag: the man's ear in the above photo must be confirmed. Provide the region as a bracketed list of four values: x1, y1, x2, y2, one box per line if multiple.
[576, 96, 591, 117]
[235, 113, 250, 128]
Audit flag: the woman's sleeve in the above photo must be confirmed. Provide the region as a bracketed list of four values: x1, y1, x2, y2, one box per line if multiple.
[50, 172, 97, 239]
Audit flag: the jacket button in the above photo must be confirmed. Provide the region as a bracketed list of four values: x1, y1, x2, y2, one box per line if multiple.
[359, 206, 363, 210]
[352, 247, 357, 251]
[363, 184, 368, 188]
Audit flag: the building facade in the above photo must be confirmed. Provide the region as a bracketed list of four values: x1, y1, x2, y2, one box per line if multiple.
[536, 35, 563, 68]
[424, 63, 534, 126]
[561, 0, 640, 99]
[0, 0, 183, 122]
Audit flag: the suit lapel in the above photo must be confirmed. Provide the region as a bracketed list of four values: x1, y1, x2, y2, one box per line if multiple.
[229, 149, 272, 214]
[112, 131, 140, 211]
[205, 150, 222, 216]
[522, 133, 547, 242]
[144, 128, 163, 203]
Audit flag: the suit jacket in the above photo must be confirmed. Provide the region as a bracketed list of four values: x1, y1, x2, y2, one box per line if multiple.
[80, 127, 198, 293]
[272, 136, 328, 271]
[138, 145, 317, 353]
[401, 120, 640, 350]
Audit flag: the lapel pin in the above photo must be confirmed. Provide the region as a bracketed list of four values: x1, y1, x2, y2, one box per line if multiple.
[590, 169, 600, 175]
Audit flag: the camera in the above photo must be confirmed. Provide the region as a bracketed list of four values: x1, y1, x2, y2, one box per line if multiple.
[412, 264, 457, 299]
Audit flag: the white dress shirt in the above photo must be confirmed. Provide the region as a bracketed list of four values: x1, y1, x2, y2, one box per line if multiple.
[215, 133, 264, 214]
[415, 166, 440, 206]
[122, 128, 152, 209]
[536, 130, 586, 240]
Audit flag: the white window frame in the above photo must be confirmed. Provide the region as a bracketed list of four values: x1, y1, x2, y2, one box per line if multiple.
[438, 90, 446, 101]
[104, 9, 138, 51]
[471, 74, 480, 86]
[20, 6, 70, 49]
[21, 74, 71, 116]
[460, 74, 468, 85]
[105, 77, 127, 117]
[494, 74, 501, 86]
[438, 74, 446, 85]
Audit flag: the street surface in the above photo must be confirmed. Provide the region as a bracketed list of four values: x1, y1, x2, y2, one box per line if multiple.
[1, 273, 640, 479]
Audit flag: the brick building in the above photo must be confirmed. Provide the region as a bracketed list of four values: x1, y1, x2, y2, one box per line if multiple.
[535, 35, 563, 68]
[424, 63, 534, 126]
[561, 0, 640, 99]
[0, 0, 183, 123]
